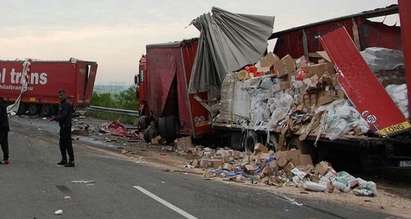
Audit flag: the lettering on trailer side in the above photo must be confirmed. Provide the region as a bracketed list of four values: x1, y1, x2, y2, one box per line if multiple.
[0, 68, 49, 91]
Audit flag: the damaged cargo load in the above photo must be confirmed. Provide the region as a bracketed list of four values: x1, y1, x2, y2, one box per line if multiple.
[213, 27, 410, 143]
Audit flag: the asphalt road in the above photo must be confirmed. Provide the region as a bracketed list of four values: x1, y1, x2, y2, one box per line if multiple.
[0, 118, 395, 219]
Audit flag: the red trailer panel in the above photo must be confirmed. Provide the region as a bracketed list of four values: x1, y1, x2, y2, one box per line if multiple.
[0, 59, 97, 107]
[320, 27, 410, 136]
[144, 39, 210, 137]
[399, 0, 411, 116]
[271, 6, 401, 59]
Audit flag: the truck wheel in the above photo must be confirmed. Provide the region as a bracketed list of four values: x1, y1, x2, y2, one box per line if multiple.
[138, 115, 149, 131]
[28, 104, 39, 115]
[50, 105, 58, 115]
[144, 123, 158, 143]
[159, 116, 178, 142]
[244, 131, 261, 152]
[40, 104, 52, 117]
[16, 103, 26, 115]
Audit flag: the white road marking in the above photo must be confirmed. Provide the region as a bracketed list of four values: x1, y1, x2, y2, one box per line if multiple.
[133, 186, 198, 219]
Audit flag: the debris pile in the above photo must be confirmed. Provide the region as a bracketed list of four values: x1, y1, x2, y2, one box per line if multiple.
[71, 117, 143, 143]
[98, 120, 141, 140]
[386, 84, 409, 118]
[71, 121, 91, 136]
[214, 48, 406, 142]
[185, 142, 377, 197]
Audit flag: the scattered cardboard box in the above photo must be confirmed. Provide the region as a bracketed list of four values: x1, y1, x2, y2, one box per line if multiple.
[275, 151, 289, 168]
[238, 70, 251, 81]
[254, 143, 269, 154]
[281, 55, 296, 75]
[317, 89, 338, 106]
[245, 164, 257, 175]
[260, 52, 276, 68]
[275, 149, 313, 168]
[200, 159, 224, 169]
[314, 161, 331, 176]
[271, 54, 286, 76]
[303, 63, 335, 78]
[175, 136, 194, 152]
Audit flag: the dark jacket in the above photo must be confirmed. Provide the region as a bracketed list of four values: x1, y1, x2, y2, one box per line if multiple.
[55, 99, 73, 128]
[0, 101, 9, 132]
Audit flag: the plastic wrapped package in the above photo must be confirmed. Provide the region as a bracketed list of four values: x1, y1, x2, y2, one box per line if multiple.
[260, 76, 275, 90]
[268, 91, 294, 127]
[361, 47, 404, 73]
[217, 72, 236, 123]
[316, 100, 369, 140]
[385, 84, 409, 118]
[250, 90, 271, 128]
[233, 80, 251, 120]
[354, 177, 377, 196]
[303, 181, 327, 192]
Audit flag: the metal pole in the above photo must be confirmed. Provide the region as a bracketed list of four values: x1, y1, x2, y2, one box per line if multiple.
[399, 0, 411, 117]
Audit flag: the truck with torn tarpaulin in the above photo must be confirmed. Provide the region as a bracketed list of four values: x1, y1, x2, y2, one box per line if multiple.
[0, 58, 98, 115]
[137, 4, 411, 172]
[136, 39, 210, 141]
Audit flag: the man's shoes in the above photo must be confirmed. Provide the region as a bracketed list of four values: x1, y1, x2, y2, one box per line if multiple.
[1, 160, 10, 165]
[57, 161, 67, 165]
[64, 162, 75, 168]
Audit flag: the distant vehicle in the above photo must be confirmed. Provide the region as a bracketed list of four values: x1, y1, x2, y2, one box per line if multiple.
[0, 58, 98, 115]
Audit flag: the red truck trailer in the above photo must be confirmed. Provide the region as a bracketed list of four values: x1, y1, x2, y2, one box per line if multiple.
[137, 5, 411, 173]
[137, 39, 210, 140]
[0, 58, 98, 115]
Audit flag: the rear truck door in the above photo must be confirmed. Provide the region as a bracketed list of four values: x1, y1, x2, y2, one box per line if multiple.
[84, 62, 98, 105]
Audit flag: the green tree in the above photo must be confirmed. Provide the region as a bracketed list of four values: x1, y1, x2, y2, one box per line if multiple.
[91, 92, 116, 108]
[115, 86, 139, 110]
[91, 86, 138, 110]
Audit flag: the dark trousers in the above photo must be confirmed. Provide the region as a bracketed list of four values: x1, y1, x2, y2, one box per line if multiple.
[0, 130, 9, 161]
[59, 126, 74, 162]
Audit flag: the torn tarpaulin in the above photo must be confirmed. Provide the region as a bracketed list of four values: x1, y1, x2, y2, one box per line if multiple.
[188, 7, 274, 94]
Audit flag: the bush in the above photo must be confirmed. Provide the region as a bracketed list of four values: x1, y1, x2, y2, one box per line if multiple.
[91, 86, 138, 110]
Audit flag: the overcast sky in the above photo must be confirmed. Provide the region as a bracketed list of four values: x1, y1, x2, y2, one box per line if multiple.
[0, 0, 397, 85]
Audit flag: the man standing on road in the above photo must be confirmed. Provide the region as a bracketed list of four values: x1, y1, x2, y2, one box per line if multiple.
[52, 90, 75, 167]
[0, 97, 9, 165]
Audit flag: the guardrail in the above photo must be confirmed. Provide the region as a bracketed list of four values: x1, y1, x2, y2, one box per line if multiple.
[88, 106, 139, 117]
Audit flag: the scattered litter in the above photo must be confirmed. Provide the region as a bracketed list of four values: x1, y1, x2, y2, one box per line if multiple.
[54, 210, 63, 215]
[386, 84, 409, 118]
[188, 142, 377, 198]
[72, 180, 96, 184]
[303, 181, 327, 192]
[361, 47, 404, 73]
[281, 194, 303, 206]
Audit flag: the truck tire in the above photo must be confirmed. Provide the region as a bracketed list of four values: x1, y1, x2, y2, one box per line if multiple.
[159, 116, 178, 141]
[28, 104, 39, 115]
[138, 115, 149, 131]
[144, 124, 158, 143]
[16, 103, 26, 115]
[40, 104, 52, 117]
[244, 131, 261, 152]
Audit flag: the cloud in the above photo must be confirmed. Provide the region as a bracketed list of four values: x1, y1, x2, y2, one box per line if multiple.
[0, 0, 398, 84]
